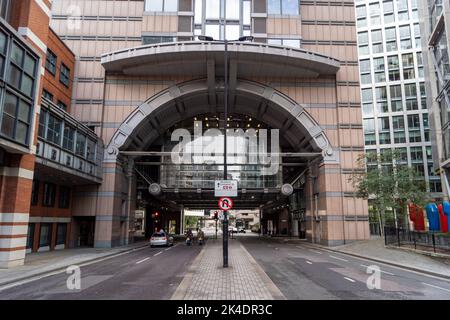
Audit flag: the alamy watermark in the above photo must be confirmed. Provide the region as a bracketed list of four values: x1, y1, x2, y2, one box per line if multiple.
[171, 121, 280, 175]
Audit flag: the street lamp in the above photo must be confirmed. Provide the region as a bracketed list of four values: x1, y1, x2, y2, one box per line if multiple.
[198, 34, 254, 268]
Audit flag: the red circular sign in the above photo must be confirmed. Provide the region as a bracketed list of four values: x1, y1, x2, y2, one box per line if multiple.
[218, 197, 233, 211]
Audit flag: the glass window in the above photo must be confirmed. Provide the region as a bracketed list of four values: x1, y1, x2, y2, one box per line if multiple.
[390, 85, 402, 111]
[226, 0, 240, 19]
[45, 49, 57, 75]
[76, 132, 86, 157]
[206, 0, 221, 19]
[43, 183, 56, 207]
[282, 0, 299, 14]
[356, 5, 366, 18]
[363, 118, 375, 133]
[38, 110, 46, 138]
[378, 117, 390, 131]
[397, 0, 408, 11]
[358, 31, 368, 45]
[225, 25, 240, 40]
[87, 138, 96, 161]
[1, 92, 31, 144]
[205, 24, 221, 40]
[361, 88, 373, 102]
[164, 0, 177, 11]
[194, 0, 202, 24]
[142, 36, 175, 45]
[31, 179, 39, 205]
[62, 125, 75, 151]
[56, 223, 67, 245]
[39, 223, 52, 247]
[46, 114, 62, 145]
[26, 223, 35, 249]
[57, 101, 67, 112]
[60, 63, 70, 87]
[59, 187, 71, 209]
[243, 1, 251, 25]
[43, 89, 53, 101]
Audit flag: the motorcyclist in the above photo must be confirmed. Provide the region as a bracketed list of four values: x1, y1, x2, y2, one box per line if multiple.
[185, 229, 193, 245]
[197, 228, 205, 245]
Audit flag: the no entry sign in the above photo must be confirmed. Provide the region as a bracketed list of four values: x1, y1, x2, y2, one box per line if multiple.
[218, 197, 233, 211]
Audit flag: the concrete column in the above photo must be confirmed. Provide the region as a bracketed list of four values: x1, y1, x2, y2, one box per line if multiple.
[0, 154, 35, 268]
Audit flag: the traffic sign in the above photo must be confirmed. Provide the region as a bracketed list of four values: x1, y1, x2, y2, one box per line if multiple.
[218, 197, 233, 211]
[215, 180, 238, 197]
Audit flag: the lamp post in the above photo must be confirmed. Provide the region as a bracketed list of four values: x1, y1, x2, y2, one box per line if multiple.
[197, 35, 253, 268]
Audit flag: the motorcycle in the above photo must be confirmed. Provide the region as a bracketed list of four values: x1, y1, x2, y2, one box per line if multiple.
[185, 234, 193, 246]
[198, 236, 204, 245]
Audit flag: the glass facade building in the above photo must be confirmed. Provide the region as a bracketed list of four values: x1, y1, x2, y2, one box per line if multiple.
[356, 0, 442, 195]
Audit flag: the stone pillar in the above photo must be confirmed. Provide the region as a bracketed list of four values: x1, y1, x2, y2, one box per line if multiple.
[0, 154, 35, 268]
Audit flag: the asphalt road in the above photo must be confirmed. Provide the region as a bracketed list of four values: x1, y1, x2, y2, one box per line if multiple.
[0, 242, 202, 300]
[239, 236, 450, 300]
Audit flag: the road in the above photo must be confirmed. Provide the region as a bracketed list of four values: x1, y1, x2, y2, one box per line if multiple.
[0, 242, 201, 300]
[239, 236, 450, 300]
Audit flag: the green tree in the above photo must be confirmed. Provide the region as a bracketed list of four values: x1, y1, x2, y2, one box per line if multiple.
[350, 149, 429, 235]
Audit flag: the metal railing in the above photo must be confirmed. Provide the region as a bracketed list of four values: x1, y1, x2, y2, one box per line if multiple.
[384, 226, 450, 254]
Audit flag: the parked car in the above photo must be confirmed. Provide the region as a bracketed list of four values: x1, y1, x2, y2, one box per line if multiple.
[150, 232, 174, 247]
[228, 226, 238, 233]
[237, 227, 246, 233]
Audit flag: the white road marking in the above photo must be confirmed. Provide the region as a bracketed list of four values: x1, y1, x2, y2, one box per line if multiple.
[344, 277, 356, 283]
[287, 260, 296, 265]
[360, 264, 395, 276]
[165, 247, 172, 251]
[422, 282, 450, 292]
[329, 255, 349, 262]
[154, 251, 163, 256]
[306, 261, 313, 265]
[136, 257, 150, 264]
[306, 248, 323, 255]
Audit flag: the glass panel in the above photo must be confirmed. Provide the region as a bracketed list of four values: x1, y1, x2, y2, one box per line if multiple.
[194, 0, 202, 24]
[225, 25, 240, 40]
[21, 74, 33, 96]
[268, 0, 281, 14]
[4, 92, 17, 116]
[206, 0, 221, 19]
[17, 99, 30, 122]
[0, 31, 6, 54]
[145, 0, 163, 11]
[226, 0, 240, 19]
[11, 42, 23, 66]
[24, 54, 36, 76]
[282, 0, 298, 14]
[76, 132, 86, 157]
[164, 0, 177, 11]
[8, 65, 21, 88]
[283, 39, 300, 48]
[39, 224, 51, 246]
[205, 24, 220, 40]
[15, 121, 28, 144]
[63, 125, 75, 151]
[243, 1, 251, 25]
[1, 114, 14, 137]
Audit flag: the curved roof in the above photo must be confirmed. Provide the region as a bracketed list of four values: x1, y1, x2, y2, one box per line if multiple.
[101, 41, 340, 78]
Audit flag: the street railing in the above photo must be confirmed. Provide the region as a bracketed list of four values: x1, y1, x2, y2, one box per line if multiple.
[384, 226, 450, 254]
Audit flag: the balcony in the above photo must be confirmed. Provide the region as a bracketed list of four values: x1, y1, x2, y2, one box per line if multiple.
[35, 98, 103, 184]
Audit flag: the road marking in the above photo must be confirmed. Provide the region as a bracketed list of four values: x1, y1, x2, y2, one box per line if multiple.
[422, 282, 450, 292]
[344, 277, 356, 283]
[165, 247, 172, 251]
[329, 255, 349, 262]
[306, 261, 313, 265]
[136, 257, 150, 264]
[154, 251, 163, 256]
[287, 260, 296, 265]
[306, 248, 323, 255]
[360, 264, 395, 276]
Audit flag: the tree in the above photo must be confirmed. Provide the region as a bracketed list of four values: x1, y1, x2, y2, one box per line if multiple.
[349, 150, 429, 234]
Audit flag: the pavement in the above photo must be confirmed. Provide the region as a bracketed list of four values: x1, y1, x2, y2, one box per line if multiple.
[171, 237, 285, 300]
[0, 240, 149, 286]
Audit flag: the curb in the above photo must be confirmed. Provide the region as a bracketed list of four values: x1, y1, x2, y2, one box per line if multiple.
[299, 242, 450, 281]
[0, 243, 149, 288]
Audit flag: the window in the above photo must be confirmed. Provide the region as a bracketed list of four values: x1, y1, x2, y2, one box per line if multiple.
[371, 29, 383, 54]
[45, 49, 57, 75]
[43, 183, 56, 207]
[87, 138, 96, 161]
[62, 125, 75, 151]
[390, 85, 402, 112]
[387, 55, 400, 81]
[393, 116, 405, 143]
[8, 41, 37, 98]
[143, 36, 176, 45]
[376, 87, 388, 113]
[378, 117, 391, 144]
[56, 223, 67, 246]
[0, 30, 7, 76]
[46, 114, 62, 145]
[60, 63, 70, 87]
[364, 118, 376, 145]
[410, 146, 423, 162]
[385, 27, 397, 51]
[26, 223, 35, 249]
[145, 0, 177, 12]
[31, 180, 39, 205]
[42, 89, 53, 101]
[76, 132, 86, 157]
[408, 114, 421, 142]
[267, 38, 301, 48]
[369, 2, 381, 25]
[433, 28, 450, 90]
[359, 59, 371, 85]
[373, 57, 385, 83]
[1, 92, 32, 144]
[402, 53, 415, 79]
[39, 223, 52, 247]
[59, 186, 71, 208]
[405, 84, 418, 110]
[268, 0, 299, 15]
[57, 101, 67, 112]
[361, 88, 373, 102]
[383, 1, 394, 23]
[399, 25, 411, 50]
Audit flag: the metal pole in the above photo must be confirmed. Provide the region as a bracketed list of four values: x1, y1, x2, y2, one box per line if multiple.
[223, 39, 229, 268]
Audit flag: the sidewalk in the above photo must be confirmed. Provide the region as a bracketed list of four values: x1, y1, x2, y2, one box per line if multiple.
[0, 241, 148, 286]
[171, 239, 285, 300]
[311, 237, 450, 279]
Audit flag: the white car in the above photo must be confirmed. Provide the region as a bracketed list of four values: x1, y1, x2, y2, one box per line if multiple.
[228, 226, 238, 233]
[150, 232, 174, 247]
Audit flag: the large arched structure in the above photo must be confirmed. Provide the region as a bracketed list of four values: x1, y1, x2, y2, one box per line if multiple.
[105, 78, 336, 162]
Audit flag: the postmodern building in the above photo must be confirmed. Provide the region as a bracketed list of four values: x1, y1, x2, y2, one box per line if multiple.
[418, 0, 450, 199]
[355, 0, 443, 221]
[2, 0, 371, 268]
